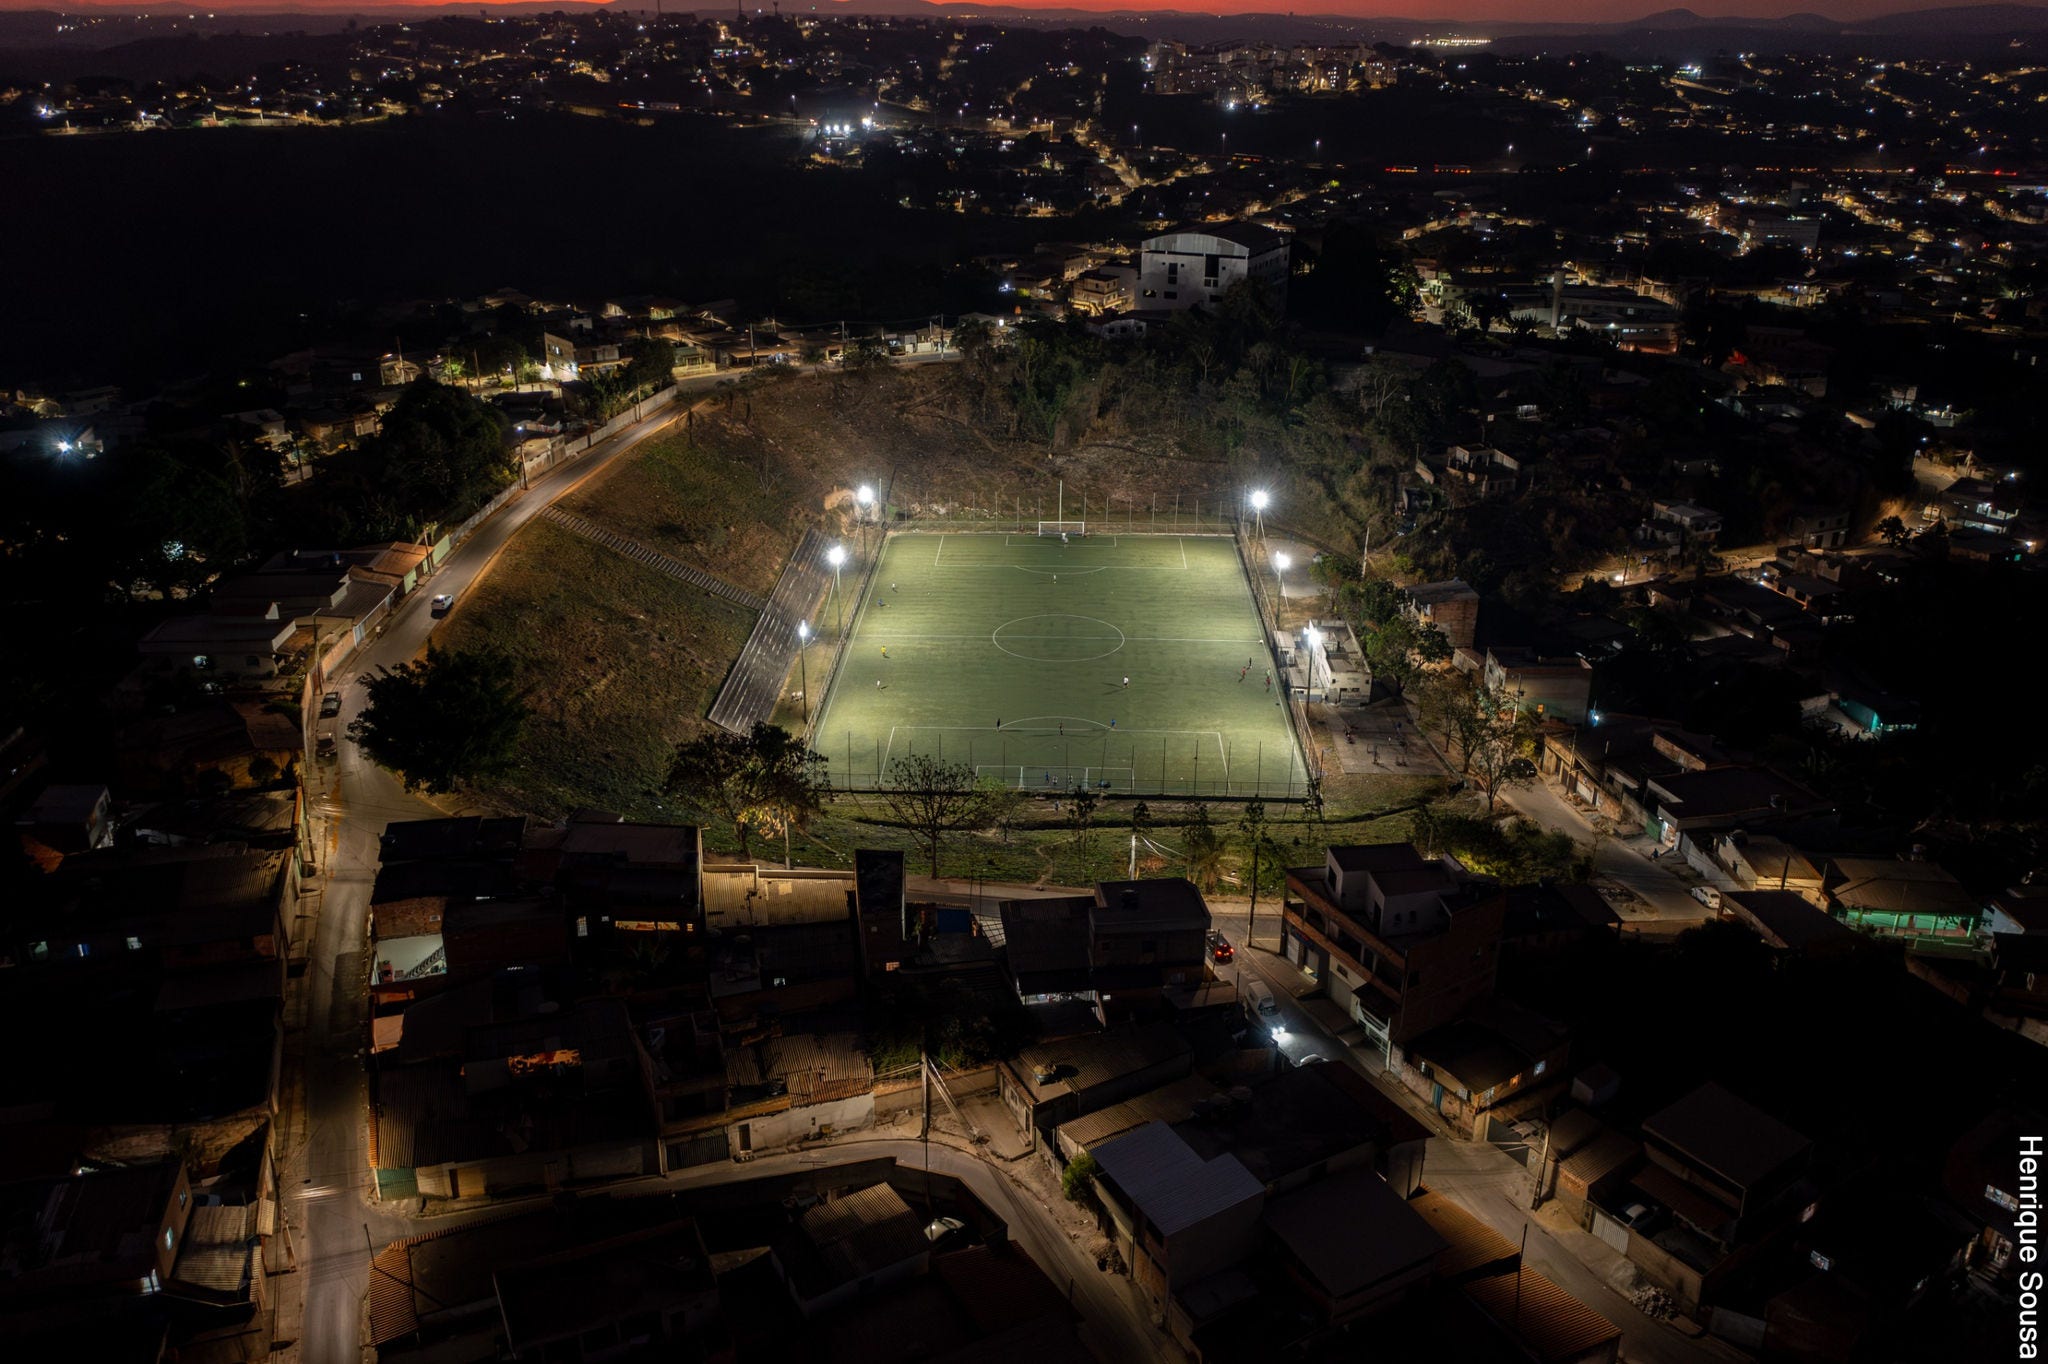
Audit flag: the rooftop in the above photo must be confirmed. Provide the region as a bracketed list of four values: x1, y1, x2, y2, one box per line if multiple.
[1092, 878, 1209, 934]
[1093, 1121, 1263, 1239]
[1642, 1081, 1809, 1191]
[1263, 1167, 1446, 1300]
[1463, 1265, 1621, 1364]
[1009, 1021, 1190, 1103]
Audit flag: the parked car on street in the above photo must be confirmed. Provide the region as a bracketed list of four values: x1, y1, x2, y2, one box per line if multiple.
[319, 692, 342, 718]
[1691, 885, 1723, 910]
[1209, 931, 1234, 964]
[430, 593, 455, 617]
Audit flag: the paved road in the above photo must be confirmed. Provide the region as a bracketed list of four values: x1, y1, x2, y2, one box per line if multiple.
[293, 386, 708, 1364]
[1499, 778, 1708, 925]
[291, 357, 975, 1364]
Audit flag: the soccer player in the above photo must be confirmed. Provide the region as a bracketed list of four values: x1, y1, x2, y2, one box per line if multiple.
[1122, 676, 1130, 688]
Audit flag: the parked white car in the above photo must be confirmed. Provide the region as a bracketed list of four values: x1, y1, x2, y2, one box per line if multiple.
[1691, 884, 1723, 910]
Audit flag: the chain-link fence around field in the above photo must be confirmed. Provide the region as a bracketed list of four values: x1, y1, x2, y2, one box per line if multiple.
[807, 525, 1313, 801]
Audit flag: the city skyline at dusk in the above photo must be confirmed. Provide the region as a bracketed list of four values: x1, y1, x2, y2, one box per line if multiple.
[8, 0, 2048, 23]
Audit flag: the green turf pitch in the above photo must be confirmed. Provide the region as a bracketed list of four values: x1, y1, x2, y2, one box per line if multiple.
[811, 532, 1309, 796]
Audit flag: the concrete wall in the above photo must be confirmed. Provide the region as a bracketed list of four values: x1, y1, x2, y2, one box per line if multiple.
[728, 1095, 875, 1156]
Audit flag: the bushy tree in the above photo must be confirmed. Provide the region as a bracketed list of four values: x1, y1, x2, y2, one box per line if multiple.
[664, 721, 828, 859]
[349, 646, 528, 793]
[358, 378, 512, 528]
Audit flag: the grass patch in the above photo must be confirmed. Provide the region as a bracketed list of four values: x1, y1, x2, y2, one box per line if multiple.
[435, 520, 755, 817]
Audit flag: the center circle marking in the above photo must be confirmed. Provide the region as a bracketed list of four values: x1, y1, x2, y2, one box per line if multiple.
[992, 614, 1128, 663]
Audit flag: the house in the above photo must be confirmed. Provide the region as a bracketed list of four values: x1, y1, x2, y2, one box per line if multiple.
[1405, 579, 1481, 650]
[1721, 890, 1858, 955]
[1398, 995, 1571, 1138]
[1644, 766, 1833, 863]
[369, 995, 659, 1202]
[1824, 856, 1978, 939]
[1500, 881, 1620, 955]
[1714, 832, 1825, 903]
[1172, 1059, 1432, 1196]
[1938, 1107, 2044, 1291]
[1984, 884, 2048, 938]
[1617, 1082, 1811, 1314]
[1651, 500, 1724, 544]
[1135, 222, 1290, 312]
[997, 894, 1095, 1005]
[1069, 265, 1136, 315]
[1293, 618, 1371, 704]
[1264, 1167, 1443, 1325]
[1280, 844, 1506, 1068]
[0, 1158, 192, 1317]
[1783, 504, 1852, 550]
[1444, 444, 1521, 500]
[15, 783, 113, 865]
[1089, 1121, 1266, 1329]
[1088, 878, 1210, 1020]
[773, 1184, 929, 1318]
[996, 1021, 1193, 1157]
[1482, 647, 1594, 723]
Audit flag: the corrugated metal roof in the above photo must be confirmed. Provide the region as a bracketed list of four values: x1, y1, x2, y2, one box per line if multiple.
[1056, 1074, 1220, 1152]
[1407, 1188, 1519, 1281]
[800, 1185, 927, 1284]
[1463, 1266, 1621, 1363]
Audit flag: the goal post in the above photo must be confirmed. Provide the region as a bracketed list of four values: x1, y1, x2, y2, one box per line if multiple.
[1036, 520, 1086, 537]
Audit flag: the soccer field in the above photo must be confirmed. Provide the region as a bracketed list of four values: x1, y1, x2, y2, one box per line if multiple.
[810, 531, 1309, 797]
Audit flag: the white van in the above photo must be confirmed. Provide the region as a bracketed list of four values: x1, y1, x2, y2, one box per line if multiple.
[1242, 980, 1281, 1019]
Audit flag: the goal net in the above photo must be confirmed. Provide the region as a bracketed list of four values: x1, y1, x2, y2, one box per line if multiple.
[1036, 521, 1086, 537]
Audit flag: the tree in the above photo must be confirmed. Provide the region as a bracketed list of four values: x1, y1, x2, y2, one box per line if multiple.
[358, 377, 512, 529]
[1876, 514, 1910, 549]
[622, 336, 676, 390]
[349, 646, 528, 793]
[882, 754, 1007, 876]
[1467, 688, 1540, 814]
[1416, 669, 1488, 773]
[1061, 1150, 1102, 1203]
[664, 721, 828, 860]
[1238, 797, 1272, 944]
[1181, 802, 1227, 892]
[1065, 783, 1099, 848]
[1363, 615, 1448, 699]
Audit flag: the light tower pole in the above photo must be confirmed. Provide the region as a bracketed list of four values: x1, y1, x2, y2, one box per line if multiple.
[827, 544, 848, 638]
[797, 621, 811, 728]
[856, 483, 875, 555]
[1273, 551, 1290, 601]
[1250, 488, 1269, 545]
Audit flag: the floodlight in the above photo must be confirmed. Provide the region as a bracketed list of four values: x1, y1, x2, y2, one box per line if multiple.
[856, 485, 875, 506]
[1250, 490, 1269, 511]
[828, 544, 848, 568]
[1274, 553, 1291, 571]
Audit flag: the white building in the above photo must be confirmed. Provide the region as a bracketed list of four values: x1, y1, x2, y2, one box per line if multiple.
[1135, 222, 1290, 312]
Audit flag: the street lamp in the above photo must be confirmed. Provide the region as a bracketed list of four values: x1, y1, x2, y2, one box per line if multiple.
[1273, 551, 1291, 600]
[1304, 625, 1322, 702]
[827, 543, 848, 638]
[1249, 489, 1269, 543]
[796, 621, 811, 728]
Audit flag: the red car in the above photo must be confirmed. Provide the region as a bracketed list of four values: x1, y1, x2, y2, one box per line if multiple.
[1210, 934, 1234, 964]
